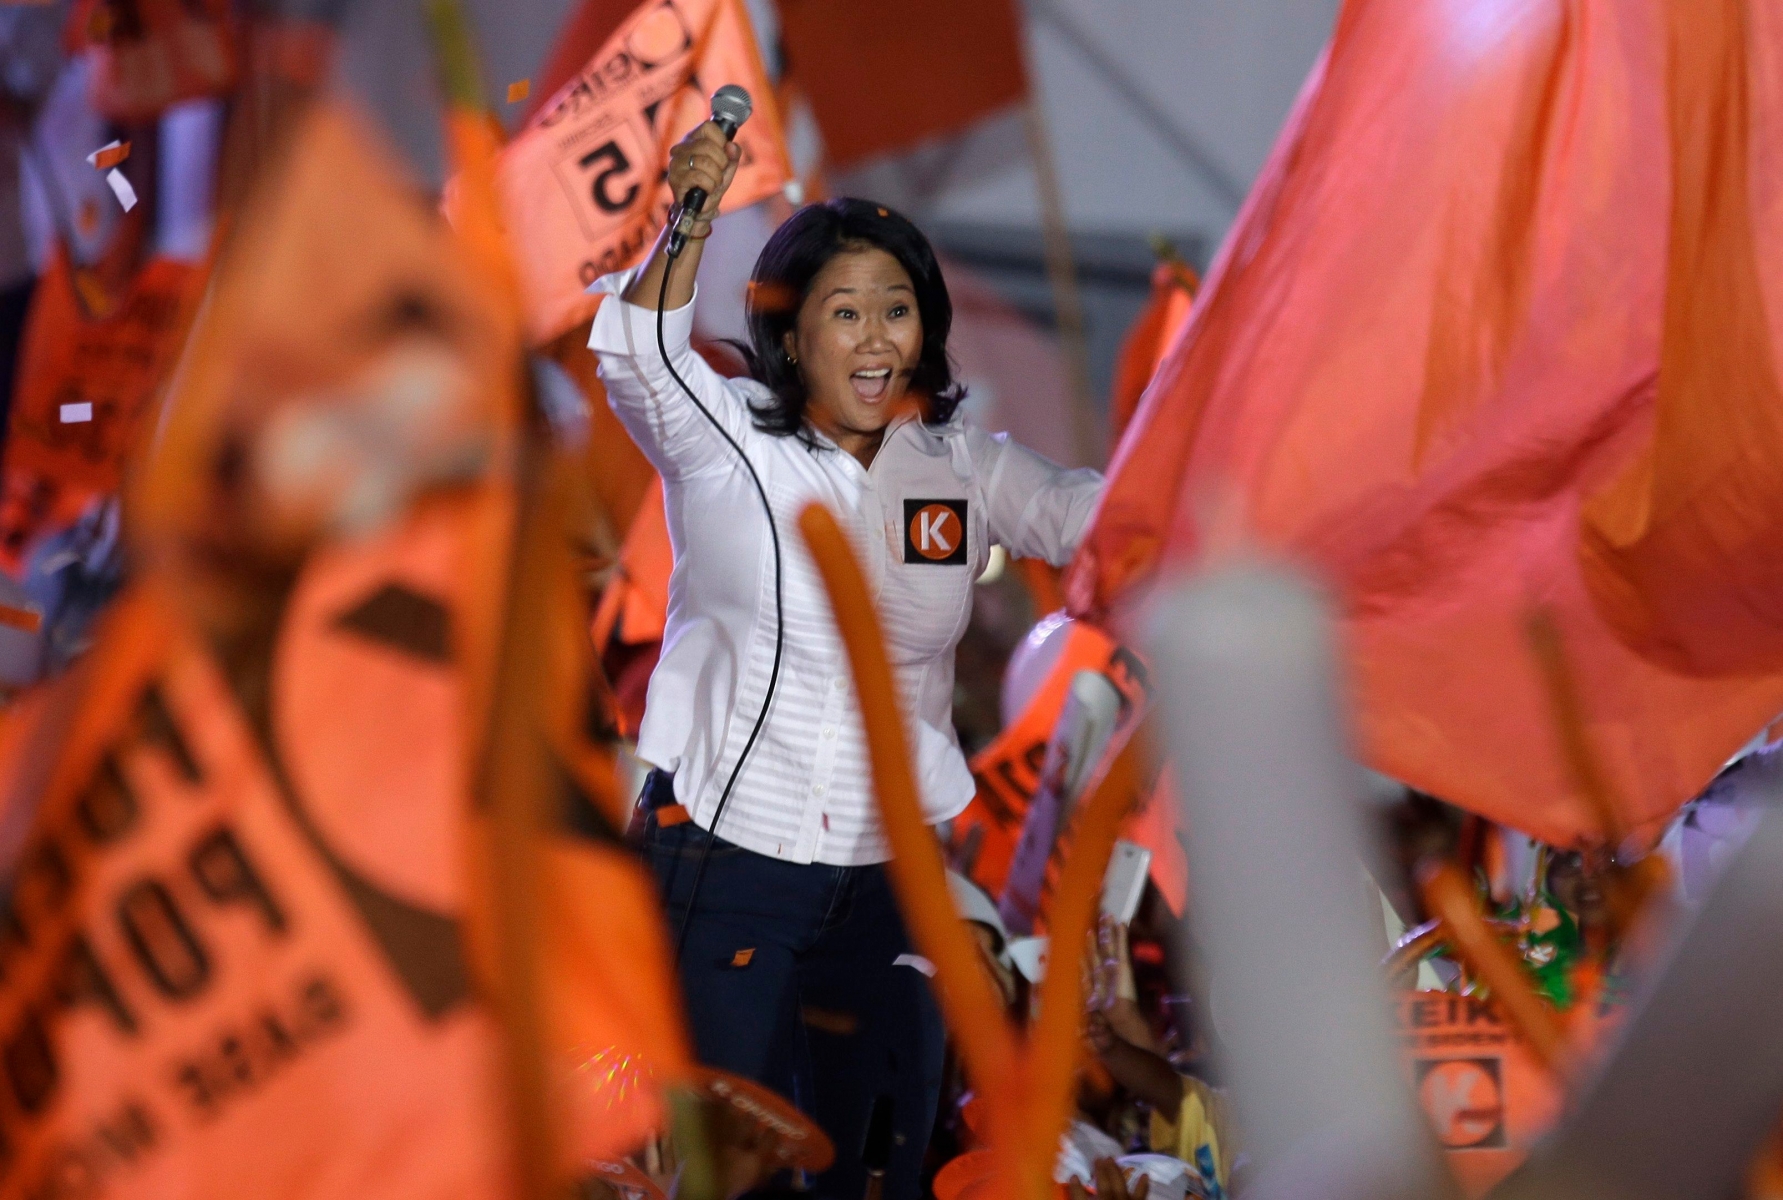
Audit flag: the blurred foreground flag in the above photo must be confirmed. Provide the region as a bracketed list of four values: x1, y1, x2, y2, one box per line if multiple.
[1067, 0, 1783, 847]
[490, 0, 791, 344]
[774, 0, 1026, 169]
[0, 103, 684, 1198]
[1578, 0, 1783, 677]
[0, 248, 203, 571]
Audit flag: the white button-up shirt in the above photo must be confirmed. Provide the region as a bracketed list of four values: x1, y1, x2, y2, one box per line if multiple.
[589, 271, 1104, 866]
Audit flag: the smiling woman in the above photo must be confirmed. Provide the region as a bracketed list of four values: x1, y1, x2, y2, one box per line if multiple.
[731, 199, 968, 463]
[592, 121, 1104, 1200]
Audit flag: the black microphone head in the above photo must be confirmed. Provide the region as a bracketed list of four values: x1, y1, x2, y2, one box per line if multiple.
[711, 85, 753, 136]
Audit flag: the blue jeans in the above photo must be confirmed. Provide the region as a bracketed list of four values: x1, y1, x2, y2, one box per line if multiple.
[641, 777, 944, 1200]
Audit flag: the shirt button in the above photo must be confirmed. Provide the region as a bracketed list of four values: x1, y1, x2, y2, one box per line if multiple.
[822, 726, 835, 739]
[833, 677, 846, 690]
[813, 784, 826, 796]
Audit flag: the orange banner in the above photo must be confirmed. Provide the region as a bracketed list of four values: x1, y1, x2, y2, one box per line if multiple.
[73, 0, 239, 121]
[1394, 991, 1561, 1198]
[1066, 0, 1783, 847]
[0, 588, 511, 1199]
[65, 97, 692, 1195]
[0, 249, 204, 572]
[491, 0, 791, 344]
[1578, 0, 1783, 677]
[948, 620, 1156, 904]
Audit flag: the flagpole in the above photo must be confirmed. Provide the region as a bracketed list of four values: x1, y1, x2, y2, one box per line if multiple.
[423, 6, 558, 1198]
[1020, 34, 1101, 467]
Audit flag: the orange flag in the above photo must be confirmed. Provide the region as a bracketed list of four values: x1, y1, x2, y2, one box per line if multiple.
[774, 0, 1027, 170]
[0, 582, 515, 1200]
[71, 0, 239, 121]
[1578, 0, 1783, 677]
[488, 0, 792, 344]
[0, 248, 205, 572]
[1066, 0, 1783, 848]
[0, 100, 684, 1198]
[1108, 260, 1197, 445]
[948, 620, 1139, 896]
[440, 72, 695, 1171]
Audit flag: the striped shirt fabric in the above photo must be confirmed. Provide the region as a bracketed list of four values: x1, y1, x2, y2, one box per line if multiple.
[589, 271, 1104, 866]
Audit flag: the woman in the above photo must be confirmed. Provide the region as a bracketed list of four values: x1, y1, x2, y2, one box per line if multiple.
[588, 120, 1104, 1200]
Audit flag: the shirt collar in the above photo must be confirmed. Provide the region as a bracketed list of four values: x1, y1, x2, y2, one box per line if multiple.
[804, 410, 922, 461]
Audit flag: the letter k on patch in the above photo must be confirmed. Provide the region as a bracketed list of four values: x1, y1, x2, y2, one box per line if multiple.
[903, 499, 968, 565]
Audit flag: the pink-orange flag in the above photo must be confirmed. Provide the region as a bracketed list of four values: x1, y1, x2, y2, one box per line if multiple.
[1067, 0, 1783, 848]
[487, 0, 791, 344]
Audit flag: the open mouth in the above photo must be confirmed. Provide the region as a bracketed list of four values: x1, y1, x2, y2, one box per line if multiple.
[850, 366, 893, 402]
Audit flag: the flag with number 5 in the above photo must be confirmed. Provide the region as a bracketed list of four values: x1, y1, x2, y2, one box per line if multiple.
[491, 0, 792, 345]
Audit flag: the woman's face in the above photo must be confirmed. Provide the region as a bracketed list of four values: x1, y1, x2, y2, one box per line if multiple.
[783, 247, 924, 446]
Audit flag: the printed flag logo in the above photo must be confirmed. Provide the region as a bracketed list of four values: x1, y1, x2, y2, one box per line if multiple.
[904, 499, 968, 565]
[1415, 1057, 1507, 1149]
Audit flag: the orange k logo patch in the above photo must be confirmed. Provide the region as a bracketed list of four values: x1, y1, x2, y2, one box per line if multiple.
[904, 499, 968, 565]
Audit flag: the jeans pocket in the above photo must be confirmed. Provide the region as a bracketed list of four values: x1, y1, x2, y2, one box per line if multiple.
[645, 817, 736, 862]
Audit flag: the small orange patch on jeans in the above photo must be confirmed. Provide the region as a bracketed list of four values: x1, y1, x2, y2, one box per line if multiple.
[657, 804, 692, 828]
[730, 948, 756, 968]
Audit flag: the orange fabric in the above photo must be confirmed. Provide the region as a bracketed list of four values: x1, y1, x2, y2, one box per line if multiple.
[441, 94, 696, 1170]
[489, 0, 793, 344]
[545, 333, 658, 534]
[1395, 991, 1562, 1198]
[774, 0, 1027, 169]
[90, 98, 689, 1191]
[950, 621, 1149, 898]
[1109, 261, 1197, 444]
[72, 0, 239, 120]
[591, 473, 671, 653]
[0, 248, 205, 570]
[1578, 0, 1783, 676]
[1065, 0, 1783, 847]
[0, 589, 512, 1198]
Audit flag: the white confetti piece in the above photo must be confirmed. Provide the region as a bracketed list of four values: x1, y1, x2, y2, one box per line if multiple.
[59, 402, 93, 424]
[105, 168, 137, 212]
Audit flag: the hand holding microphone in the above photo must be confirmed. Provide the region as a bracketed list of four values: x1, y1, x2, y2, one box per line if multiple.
[666, 84, 753, 257]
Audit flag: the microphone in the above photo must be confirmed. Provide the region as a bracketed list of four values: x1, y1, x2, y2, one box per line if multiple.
[667, 84, 753, 258]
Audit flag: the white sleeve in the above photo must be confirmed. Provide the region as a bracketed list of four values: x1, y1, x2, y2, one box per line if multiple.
[971, 425, 1105, 567]
[586, 268, 758, 479]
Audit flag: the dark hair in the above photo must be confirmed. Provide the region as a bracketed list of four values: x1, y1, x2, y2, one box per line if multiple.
[739, 197, 966, 441]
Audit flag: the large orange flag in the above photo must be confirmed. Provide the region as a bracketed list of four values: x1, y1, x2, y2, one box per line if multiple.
[0, 102, 684, 1198]
[489, 0, 791, 344]
[1067, 0, 1783, 847]
[1578, 0, 1783, 677]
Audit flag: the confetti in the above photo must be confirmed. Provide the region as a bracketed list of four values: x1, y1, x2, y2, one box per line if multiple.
[506, 79, 530, 103]
[104, 168, 137, 212]
[86, 140, 131, 170]
[59, 401, 93, 423]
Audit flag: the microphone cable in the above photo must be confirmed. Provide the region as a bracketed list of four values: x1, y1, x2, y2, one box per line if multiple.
[654, 232, 786, 962]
